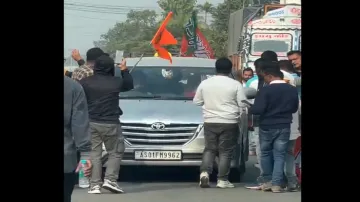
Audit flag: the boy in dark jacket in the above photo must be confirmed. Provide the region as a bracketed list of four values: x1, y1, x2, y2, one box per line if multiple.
[79, 55, 133, 194]
[249, 62, 298, 193]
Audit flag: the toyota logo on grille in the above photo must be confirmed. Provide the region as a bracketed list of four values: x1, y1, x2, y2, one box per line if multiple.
[151, 122, 166, 130]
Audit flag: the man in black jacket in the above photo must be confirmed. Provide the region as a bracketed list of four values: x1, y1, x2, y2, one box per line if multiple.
[79, 55, 134, 194]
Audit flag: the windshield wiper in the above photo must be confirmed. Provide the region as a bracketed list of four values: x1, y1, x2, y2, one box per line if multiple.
[119, 95, 162, 99]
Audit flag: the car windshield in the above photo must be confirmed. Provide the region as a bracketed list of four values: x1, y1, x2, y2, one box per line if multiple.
[118, 66, 215, 100]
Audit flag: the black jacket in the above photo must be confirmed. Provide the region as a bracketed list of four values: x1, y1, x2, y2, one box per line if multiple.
[79, 64, 134, 124]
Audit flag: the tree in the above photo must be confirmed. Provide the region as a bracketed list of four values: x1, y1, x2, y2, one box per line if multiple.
[94, 0, 249, 57]
[157, 0, 197, 18]
[207, 0, 249, 57]
[156, 0, 198, 55]
[94, 10, 158, 55]
[196, 1, 213, 25]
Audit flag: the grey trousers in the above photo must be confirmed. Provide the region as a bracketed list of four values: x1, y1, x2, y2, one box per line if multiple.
[200, 123, 238, 181]
[90, 122, 125, 186]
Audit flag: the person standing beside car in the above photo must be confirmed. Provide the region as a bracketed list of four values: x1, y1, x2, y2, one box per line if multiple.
[79, 55, 134, 194]
[193, 57, 247, 189]
[249, 63, 299, 193]
[64, 76, 92, 202]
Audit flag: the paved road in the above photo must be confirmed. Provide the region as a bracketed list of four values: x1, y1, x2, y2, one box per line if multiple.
[72, 157, 301, 202]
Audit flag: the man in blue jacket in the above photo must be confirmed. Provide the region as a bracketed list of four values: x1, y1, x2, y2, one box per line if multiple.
[249, 62, 299, 193]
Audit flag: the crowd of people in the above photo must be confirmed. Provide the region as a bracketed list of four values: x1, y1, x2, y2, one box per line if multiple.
[238, 50, 301, 192]
[64, 47, 134, 202]
[64, 47, 301, 202]
[194, 50, 301, 192]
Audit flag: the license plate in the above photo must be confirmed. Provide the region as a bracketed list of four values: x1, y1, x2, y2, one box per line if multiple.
[134, 151, 182, 160]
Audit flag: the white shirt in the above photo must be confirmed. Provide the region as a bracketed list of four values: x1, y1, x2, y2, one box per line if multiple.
[193, 75, 247, 123]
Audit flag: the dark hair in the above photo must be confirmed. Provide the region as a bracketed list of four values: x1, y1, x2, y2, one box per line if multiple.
[287, 50, 301, 56]
[215, 57, 233, 74]
[243, 68, 254, 75]
[94, 55, 115, 75]
[278, 60, 300, 76]
[254, 58, 267, 71]
[261, 50, 278, 62]
[86, 47, 105, 61]
[262, 62, 283, 78]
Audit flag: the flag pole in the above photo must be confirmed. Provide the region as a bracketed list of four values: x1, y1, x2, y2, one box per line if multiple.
[129, 53, 144, 73]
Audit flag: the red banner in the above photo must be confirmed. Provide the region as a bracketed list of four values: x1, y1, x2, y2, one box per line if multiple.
[180, 28, 215, 59]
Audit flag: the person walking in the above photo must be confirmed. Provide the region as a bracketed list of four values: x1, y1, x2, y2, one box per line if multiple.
[193, 57, 247, 188]
[64, 76, 92, 202]
[79, 55, 134, 194]
[71, 48, 105, 81]
[249, 62, 299, 193]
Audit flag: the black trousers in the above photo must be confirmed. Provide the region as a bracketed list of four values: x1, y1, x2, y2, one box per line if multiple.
[64, 172, 76, 202]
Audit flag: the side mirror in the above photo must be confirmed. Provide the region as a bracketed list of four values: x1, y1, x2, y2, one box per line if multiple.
[244, 87, 257, 99]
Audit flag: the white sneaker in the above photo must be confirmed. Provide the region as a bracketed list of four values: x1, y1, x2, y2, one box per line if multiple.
[88, 185, 101, 194]
[199, 172, 210, 188]
[102, 179, 124, 193]
[216, 180, 235, 188]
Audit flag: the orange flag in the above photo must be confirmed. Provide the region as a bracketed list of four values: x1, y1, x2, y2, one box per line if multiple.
[150, 12, 177, 63]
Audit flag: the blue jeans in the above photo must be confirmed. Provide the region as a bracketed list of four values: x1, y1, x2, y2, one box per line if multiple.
[259, 128, 290, 186]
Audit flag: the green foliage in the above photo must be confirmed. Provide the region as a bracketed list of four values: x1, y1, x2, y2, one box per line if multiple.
[94, 0, 248, 57]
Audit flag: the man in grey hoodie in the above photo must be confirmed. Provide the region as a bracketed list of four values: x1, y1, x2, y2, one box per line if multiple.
[64, 76, 92, 202]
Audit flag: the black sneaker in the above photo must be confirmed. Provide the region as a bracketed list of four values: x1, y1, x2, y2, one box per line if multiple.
[286, 184, 299, 192]
[102, 179, 124, 193]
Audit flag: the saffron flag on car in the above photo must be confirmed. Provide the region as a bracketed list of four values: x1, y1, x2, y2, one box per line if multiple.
[180, 11, 215, 59]
[150, 12, 177, 63]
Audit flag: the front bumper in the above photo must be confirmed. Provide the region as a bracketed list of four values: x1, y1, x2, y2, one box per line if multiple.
[102, 124, 246, 168]
[103, 136, 238, 168]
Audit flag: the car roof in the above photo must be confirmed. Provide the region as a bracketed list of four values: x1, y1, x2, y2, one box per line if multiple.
[125, 57, 216, 68]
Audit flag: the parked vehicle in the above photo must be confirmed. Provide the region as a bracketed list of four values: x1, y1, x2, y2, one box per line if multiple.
[102, 57, 255, 181]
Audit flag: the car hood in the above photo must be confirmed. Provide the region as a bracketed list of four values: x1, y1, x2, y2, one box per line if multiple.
[119, 99, 203, 124]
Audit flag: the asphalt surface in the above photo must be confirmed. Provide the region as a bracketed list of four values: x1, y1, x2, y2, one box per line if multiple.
[72, 157, 301, 202]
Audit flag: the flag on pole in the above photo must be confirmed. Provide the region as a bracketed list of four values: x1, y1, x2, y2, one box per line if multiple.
[150, 12, 177, 63]
[180, 11, 215, 59]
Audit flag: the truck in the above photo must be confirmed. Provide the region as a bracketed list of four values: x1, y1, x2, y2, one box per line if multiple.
[227, 0, 301, 71]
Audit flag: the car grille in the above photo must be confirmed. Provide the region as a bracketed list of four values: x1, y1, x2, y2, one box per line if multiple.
[121, 123, 199, 146]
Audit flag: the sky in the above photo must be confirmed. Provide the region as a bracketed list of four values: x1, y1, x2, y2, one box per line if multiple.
[64, 0, 224, 56]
